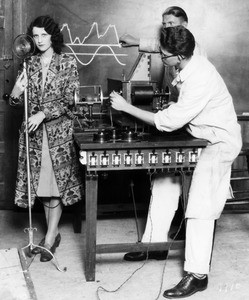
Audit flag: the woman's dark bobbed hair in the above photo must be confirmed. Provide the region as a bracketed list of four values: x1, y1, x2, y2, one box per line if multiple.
[160, 25, 195, 58]
[27, 15, 64, 54]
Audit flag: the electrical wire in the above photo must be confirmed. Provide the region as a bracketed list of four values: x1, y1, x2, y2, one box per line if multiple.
[130, 179, 141, 242]
[153, 170, 187, 300]
[96, 171, 156, 300]
[96, 169, 188, 300]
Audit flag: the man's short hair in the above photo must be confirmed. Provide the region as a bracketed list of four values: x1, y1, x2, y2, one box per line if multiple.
[160, 26, 195, 58]
[162, 6, 188, 23]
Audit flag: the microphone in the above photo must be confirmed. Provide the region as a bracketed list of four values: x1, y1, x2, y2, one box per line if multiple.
[12, 34, 35, 59]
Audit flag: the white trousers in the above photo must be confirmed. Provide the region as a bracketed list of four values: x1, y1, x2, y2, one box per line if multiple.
[184, 218, 215, 274]
[141, 173, 215, 275]
[142, 173, 181, 243]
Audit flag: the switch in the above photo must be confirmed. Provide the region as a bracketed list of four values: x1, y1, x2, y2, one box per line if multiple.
[100, 152, 109, 167]
[89, 152, 98, 167]
[176, 151, 185, 164]
[162, 151, 171, 164]
[79, 150, 87, 165]
[112, 152, 121, 166]
[149, 151, 158, 165]
[135, 151, 144, 166]
[189, 150, 198, 163]
[124, 151, 132, 166]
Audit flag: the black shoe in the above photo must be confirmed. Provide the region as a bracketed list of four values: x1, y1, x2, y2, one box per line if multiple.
[124, 250, 168, 261]
[40, 233, 61, 262]
[31, 237, 45, 255]
[163, 273, 208, 298]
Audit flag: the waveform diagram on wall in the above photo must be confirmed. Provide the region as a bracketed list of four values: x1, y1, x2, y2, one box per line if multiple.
[61, 22, 127, 66]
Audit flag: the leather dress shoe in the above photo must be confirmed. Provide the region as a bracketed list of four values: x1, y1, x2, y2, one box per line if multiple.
[40, 233, 61, 262]
[163, 273, 208, 298]
[124, 250, 168, 261]
[31, 237, 45, 255]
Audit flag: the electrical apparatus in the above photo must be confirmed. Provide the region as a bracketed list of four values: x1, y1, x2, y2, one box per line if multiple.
[73, 53, 170, 132]
[107, 53, 169, 109]
[74, 52, 206, 171]
[75, 130, 205, 171]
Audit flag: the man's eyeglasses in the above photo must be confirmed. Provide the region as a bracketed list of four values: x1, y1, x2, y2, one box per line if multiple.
[160, 51, 176, 60]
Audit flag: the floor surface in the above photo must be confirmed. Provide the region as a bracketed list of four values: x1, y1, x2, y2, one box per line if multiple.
[0, 210, 249, 300]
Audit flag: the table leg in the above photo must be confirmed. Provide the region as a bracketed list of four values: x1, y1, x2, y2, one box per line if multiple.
[85, 172, 98, 281]
[72, 200, 83, 233]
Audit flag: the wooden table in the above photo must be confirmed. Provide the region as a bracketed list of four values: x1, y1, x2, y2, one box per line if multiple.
[74, 131, 207, 281]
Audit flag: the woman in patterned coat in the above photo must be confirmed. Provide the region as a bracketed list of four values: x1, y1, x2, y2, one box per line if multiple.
[10, 15, 83, 262]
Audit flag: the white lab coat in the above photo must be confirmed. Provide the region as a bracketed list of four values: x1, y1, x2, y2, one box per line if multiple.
[154, 55, 242, 219]
[142, 55, 241, 244]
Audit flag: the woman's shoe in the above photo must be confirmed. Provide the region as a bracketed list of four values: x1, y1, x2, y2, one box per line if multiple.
[40, 233, 61, 262]
[31, 237, 45, 255]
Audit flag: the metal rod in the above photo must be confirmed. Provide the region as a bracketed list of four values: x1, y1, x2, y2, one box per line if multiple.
[23, 60, 33, 235]
[109, 108, 113, 128]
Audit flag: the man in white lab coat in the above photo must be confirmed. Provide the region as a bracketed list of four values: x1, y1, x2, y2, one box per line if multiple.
[120, 6, 207, 263]
[110, 26, 242, 298]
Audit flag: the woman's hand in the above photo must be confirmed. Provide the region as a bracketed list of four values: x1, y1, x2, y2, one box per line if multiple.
[28, 111, 45, 133]
[109, 91, 129, 112]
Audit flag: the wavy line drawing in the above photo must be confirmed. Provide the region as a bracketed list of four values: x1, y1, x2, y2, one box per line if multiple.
[61, 23, 127, 66]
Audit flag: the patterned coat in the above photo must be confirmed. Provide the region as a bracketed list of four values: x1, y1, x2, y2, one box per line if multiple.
[15, 53, 84, 208]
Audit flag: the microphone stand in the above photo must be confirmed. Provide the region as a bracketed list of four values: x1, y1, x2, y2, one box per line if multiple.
[20, 59, 66, 272]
